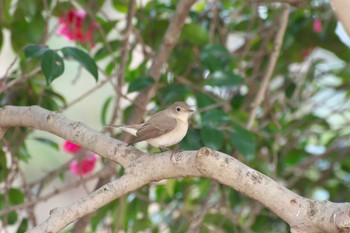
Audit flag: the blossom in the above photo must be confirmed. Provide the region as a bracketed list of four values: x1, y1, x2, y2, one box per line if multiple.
[300, 48, 313, 59]
[63, 140, 81, 153]
[57, 9, 98, 45]
[69, 153, 98, 175]
[313, 19, 323, 33]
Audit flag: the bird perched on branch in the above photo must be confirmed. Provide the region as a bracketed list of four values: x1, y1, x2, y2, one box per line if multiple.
[107, 102, 193, 148]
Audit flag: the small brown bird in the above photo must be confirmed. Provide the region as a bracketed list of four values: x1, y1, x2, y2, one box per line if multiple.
[108, 102, 193, 147]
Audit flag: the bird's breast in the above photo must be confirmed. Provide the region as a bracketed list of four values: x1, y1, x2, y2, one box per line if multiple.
[147, 119, 188, 147]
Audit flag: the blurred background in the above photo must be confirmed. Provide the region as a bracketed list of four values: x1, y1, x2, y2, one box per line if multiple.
[1, 0, 350, 232]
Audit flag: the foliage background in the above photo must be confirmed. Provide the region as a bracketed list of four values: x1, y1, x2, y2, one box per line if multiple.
[1, 0, 350, 232]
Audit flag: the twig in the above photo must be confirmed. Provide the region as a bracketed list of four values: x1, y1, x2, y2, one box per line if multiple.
[0, 127, 7, 139]
[109, 0, 137, 126]
[188, 182, 219, 233]
[246, 4, 290, 129]
[0, 168, 109, 217]
[128, 0, 197, 126]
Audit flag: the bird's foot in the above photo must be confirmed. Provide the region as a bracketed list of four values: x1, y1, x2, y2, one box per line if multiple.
[170, 150, 183, 163]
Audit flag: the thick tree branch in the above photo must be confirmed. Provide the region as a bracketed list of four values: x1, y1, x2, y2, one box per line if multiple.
[0, 105, 143, 168]
[1, 105, 350, 233]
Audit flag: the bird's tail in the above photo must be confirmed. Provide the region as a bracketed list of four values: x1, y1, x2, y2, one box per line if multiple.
[105, 124, 140, 136]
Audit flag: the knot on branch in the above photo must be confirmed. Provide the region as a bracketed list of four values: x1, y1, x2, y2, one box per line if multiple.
[195, 147, 222, 177]
[196, 147, 212, 158]
[46, 111, 59, 122]
[331, 207, 350, 232]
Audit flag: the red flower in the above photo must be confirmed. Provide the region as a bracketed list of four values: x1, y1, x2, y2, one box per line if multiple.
[57, 9, 98, 45]
[63, 140, 81, 153]
[70, 153, 98, 175]
[300, 48, 313, 59]
[313, 19, 323, 33]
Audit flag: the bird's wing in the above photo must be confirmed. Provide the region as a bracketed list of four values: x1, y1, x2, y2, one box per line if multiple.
[129, 113, 177, 145]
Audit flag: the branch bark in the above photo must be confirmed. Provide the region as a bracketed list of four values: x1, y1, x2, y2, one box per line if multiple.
[1, 105, 350, 233]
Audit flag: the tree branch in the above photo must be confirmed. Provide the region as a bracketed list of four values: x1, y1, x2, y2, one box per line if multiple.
[247, 4, 290, 129]
[128, 0, 197, 125]
[0, 105, 143, 168]
[1, 105, 350, 233]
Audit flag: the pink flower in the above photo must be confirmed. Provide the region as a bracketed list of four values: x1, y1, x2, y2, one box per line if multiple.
[70, 153, 98, 175]
[57, 9, 98, 45]
[63, 141, 81, 153]
[313, 19, 323, 33]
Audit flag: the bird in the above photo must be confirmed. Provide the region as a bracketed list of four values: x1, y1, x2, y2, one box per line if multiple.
[107, 102, 193, 148]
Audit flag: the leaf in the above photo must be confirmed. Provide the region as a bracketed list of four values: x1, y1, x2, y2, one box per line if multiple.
[200, 125, 224, 150]
[94, 40, 121, 61]
[180, 128, 202, 150]
[0, 30, 3, 51]
[0, 149, 7, 182]
[101, 96, 113, 125]
[41, 50, 65, 84]
[181, 23, 209, 46]
[33, 137, 59, 151]
[112, 0, 129, 12]
[230, 123, 256, 161]
[6, 211, 18, 225]
[165, 179, 176, 197]
[205, 71, 244, 87]
[18, 143, 31, 163]
[159, 84, 190, 106]
[9, 188, 25, 205]
[200, 44, 231, 72]
[195, 92, 215, 109]
[16, 218, 28, 233]
[202, 109, 229, 125]
[127, 76, 154, 93]
[24, 44, 49, 60]
[61, 47, 98, 82]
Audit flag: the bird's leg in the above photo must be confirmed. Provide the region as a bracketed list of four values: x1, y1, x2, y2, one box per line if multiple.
[170, 144, 183, 163]
[159, 147, 169, 152]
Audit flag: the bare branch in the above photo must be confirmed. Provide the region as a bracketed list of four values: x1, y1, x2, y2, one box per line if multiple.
[1, 105, 349, 233]
[0, 105, 143, 167]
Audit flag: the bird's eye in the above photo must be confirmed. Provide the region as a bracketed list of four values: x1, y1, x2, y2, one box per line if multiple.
[176, 107, 181, 112]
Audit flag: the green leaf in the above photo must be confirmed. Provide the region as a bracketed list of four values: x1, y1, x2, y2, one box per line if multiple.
[33, 137, 59, 151]
[180, 128, 202, 150]
[24, 44, 49, 60]
[0, 149, 7, 182]
[41, 50, 65, 84]
[230, 123, 256, 161]
[181, 23, 209, 46]
[159, 84, 190, 106]
[202, 109, 229, 124]
[195, 92, 215, 109]
[127, 76, 154, 93]
[205, 71, 244, 87]
[9, 188, 25, 205]
[200, 125, 224, 150]
[112, 0, 129, 12]
[16, 218, 28, 233]
[200, 44, 231, 72]
[165, 179, 176, 197]
[61, 47, 99, 82]
[0, 30, 3, 51]
[6, 211, 18, 225]
[101, 96, 113, 125]
[94, 40, 121, 61]
[18, 143, 31, 163]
